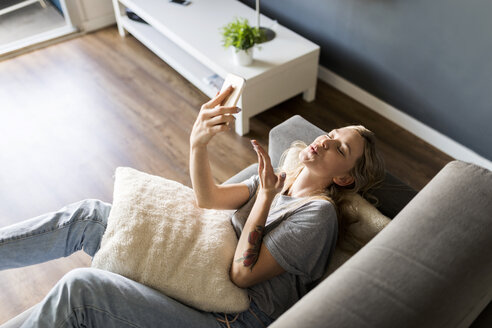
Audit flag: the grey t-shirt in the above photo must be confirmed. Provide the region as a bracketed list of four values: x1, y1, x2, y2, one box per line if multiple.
[231, 175, 338, 320]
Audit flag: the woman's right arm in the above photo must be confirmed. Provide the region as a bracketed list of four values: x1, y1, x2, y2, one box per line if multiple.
[189, 87, 250, 210]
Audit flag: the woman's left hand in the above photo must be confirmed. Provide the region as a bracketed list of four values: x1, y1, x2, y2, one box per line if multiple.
[251, 140, 286, 198]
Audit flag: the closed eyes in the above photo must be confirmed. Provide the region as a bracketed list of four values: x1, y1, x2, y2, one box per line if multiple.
[325, 134, 345, 157]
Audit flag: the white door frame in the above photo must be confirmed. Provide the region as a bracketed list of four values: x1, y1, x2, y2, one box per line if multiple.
[0, 0, 79, 59]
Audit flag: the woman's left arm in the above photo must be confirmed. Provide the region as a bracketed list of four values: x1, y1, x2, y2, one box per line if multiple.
[230, 141, 286, 288]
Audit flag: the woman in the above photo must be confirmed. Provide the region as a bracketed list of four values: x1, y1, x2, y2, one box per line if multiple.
[0, 86, 384, 327]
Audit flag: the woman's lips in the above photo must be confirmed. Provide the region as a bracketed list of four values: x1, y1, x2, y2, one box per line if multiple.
[309, 145, 318, 155]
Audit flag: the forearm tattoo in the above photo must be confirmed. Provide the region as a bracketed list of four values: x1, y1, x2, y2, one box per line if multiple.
[236, 225, 264, 271]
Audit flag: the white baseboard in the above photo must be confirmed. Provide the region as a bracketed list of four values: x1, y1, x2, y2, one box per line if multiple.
[318, 65, 492, 171]
[0, 25, 79, 60]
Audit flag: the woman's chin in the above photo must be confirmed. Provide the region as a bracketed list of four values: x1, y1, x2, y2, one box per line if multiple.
[298, 153, 310, 162]
[299, 149, 313, 162]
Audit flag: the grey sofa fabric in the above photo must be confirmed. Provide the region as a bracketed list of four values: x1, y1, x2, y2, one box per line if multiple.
[471, 301, 492, 327]
[270, 160, 492, 328]
[224, 163, 258, 185]
[268, 115, 325, 168]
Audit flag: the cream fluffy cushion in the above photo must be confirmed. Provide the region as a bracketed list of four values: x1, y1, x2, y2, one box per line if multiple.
[91, 167, 250, 313]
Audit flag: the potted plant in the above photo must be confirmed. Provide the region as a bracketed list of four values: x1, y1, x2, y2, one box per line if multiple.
[221, 17, 266, 66]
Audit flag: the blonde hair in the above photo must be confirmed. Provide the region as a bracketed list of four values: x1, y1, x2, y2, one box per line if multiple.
[273, 125, 385, 250]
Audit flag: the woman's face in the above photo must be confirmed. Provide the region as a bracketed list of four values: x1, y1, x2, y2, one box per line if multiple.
[299, 127, 365, 184]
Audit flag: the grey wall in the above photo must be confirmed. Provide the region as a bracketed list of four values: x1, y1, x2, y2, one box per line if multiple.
[240, 0, 492, 160]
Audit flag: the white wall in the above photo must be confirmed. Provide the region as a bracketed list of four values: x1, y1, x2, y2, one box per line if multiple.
[66, 0, 116, 32]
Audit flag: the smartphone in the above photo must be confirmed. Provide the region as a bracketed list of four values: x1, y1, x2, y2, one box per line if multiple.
[219, 74, 245, 107]
[169, 0, 191, 6]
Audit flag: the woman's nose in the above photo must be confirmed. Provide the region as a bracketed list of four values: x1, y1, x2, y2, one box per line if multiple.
[321, 137, 337, 149]
[320, 139, 331, 149]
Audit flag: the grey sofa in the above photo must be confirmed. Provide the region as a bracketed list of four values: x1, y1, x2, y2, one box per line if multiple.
[2, 115, 492, 327]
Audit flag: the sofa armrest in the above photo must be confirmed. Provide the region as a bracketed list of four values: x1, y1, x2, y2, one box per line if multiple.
[270, 161, 492, 328]
[268, 115, 324, 167]
[223, 164, 258, 185]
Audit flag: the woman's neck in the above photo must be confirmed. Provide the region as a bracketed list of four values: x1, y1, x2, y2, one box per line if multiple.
[286, 167, 332, 198]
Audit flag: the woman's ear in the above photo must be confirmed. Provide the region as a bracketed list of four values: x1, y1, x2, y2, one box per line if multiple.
[333, 175, 354, 187]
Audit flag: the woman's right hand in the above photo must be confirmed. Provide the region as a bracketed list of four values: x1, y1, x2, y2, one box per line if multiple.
[251, 140, 286, 198]
[190, 86, 241, 148]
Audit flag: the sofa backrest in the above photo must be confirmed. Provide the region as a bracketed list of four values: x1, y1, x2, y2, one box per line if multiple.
[270, 160, 492, 328]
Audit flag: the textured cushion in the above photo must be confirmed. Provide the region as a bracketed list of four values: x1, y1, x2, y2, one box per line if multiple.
[323, 193, 391, 278]
[271, 161, 492, 328]
[91, 167, 250, 313]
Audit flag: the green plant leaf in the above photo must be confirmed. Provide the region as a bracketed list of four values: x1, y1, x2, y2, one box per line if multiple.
[220, 17, 267, 50]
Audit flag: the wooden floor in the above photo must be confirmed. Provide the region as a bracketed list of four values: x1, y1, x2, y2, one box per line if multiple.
[0, 26, 453, 323]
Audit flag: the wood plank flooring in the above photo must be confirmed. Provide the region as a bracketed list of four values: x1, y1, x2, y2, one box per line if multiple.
[0, 26, 453, 323]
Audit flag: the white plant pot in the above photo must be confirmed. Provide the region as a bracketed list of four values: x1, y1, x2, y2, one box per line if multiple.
[232, 47, 253, 66]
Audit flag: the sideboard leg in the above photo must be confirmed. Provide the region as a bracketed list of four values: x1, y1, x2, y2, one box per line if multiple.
[303, 85, 316, 102]
[112, 0, 128, 37]
[234, 112, 249, 136]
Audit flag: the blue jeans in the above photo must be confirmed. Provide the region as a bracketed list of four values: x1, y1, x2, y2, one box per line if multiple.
[0, 199, 273, 328]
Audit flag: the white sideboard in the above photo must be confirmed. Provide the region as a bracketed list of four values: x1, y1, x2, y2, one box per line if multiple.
[112, 0, 320, 135]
